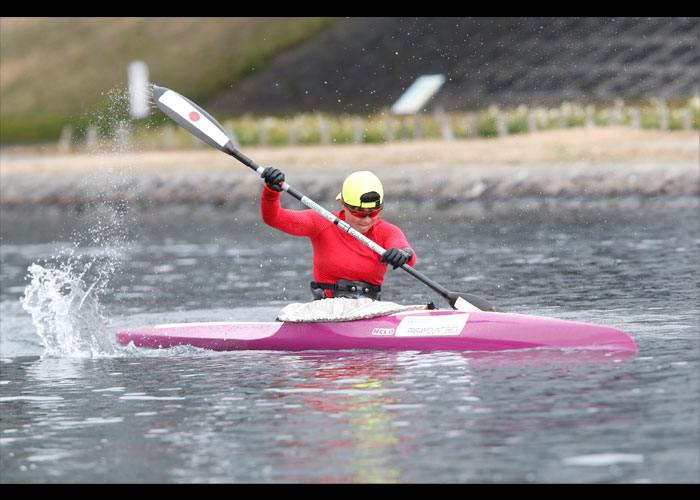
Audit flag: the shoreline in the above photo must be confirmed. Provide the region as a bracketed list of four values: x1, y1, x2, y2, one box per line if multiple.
[1, 128, 698, 208]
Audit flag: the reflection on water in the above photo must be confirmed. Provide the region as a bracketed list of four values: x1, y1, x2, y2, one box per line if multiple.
[269, 352, 411, 483]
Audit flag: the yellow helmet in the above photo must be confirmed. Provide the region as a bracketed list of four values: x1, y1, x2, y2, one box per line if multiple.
[336, 171, 384, 208]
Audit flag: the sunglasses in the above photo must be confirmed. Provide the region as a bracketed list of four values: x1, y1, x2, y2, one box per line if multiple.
[345, 204, 382, 218]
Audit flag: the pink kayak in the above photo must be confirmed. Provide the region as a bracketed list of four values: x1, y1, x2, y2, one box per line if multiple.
[115, 309, 637, 354]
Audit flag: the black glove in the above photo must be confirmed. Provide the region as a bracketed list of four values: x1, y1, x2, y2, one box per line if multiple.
[381, 247, 413, 269]
[261, 167, 285, 192]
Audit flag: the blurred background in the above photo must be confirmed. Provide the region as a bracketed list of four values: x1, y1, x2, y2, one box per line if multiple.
[1, 17, 698, 151]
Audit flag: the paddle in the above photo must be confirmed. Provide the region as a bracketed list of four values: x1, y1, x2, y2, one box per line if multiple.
[150, 85, 500, 312]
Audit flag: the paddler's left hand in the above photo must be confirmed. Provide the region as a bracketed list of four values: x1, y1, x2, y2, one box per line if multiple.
[381, 247, 413, 269]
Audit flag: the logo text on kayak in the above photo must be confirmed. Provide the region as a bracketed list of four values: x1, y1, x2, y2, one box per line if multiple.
[371, 328, 395, 336]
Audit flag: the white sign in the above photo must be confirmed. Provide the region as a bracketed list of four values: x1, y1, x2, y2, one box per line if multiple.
[395, 314, 468, 337]
[390, 74, 446, 115]
[128, 60, 150, 119]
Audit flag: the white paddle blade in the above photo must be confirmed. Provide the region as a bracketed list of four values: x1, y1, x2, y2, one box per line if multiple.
[447, 291, 500, 312]
[152, 85, 232, 151]
[452, 296, 482, 312]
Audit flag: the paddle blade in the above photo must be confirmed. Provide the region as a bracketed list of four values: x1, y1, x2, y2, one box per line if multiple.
[448, 292, 501, 312]
[151, 85, 235, 155]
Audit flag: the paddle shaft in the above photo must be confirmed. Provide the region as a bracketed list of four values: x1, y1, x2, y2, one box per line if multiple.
[151, 85, 496, 312]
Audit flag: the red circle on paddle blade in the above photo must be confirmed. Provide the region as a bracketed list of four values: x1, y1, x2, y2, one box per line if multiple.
[189, 111, 200, 122]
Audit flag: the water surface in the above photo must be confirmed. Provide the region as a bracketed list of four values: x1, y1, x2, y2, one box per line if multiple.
[1, 195, 698, 483]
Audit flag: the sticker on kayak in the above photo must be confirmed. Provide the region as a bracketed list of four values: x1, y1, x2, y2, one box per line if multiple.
[395, 314, 469, 337]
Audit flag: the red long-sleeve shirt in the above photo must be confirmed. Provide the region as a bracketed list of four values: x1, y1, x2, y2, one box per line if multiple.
[260, 186, 416, 288]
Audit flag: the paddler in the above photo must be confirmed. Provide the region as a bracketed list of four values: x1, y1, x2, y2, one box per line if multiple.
[260, 168, 416, 300]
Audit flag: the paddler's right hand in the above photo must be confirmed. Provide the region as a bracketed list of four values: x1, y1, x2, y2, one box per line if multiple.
[381, 247, 413, 269]
[261, 167, 285, 192]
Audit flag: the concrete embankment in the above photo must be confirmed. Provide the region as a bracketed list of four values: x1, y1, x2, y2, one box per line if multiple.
[1, 129, 698, 209]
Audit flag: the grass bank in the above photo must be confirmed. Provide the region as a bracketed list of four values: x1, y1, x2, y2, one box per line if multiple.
[0, 17, 342, 143]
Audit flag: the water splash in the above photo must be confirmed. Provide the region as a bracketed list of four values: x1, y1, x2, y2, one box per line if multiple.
[20, 85, 147, 358]
[20, 199, 131, 357]
[21, 262, 114, 357]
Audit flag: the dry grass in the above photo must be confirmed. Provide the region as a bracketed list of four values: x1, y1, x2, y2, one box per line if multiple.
[2, 128, 698, 178]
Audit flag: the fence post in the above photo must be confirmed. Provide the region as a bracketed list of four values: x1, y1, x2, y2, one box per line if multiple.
[225, 121, 240, 149]
[558, 104, 566, 128]
[353, 117, 363, 144]
[467, 113, 477, 137]
[58, 124, 73, 153]
[434, 107, 454, 140]
[630, 107, 641, 129]
[683, 108, 692, 130]
[384, 114, 394, 142]
[612, 98, 624, 125]
[319, 116, 330, 144]
[85, 125, 99, 153]
[527, 108, 537, 133]
[414, 114, 423, 140]
[162, 124, 174, 150]
[258, 119, 268, 146]
[496, 110, 507, 136]
[288, 118, 298, 146]
[115, 124, 132, 150]
[606, 106, 615, 126]
[658, 99, 669, 130]
[585, 105, 596, 128]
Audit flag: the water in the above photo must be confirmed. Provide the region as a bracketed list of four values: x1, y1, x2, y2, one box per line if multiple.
[1, 195, 698, 483]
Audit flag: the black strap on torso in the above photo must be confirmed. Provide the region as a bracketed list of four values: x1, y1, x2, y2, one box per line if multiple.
[310, 279, 381, 300]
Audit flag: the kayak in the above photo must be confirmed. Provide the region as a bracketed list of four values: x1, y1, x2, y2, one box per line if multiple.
[115, 307, 637, 354]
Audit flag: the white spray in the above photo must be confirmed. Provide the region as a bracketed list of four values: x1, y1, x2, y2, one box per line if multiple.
[21, 85, 148, 357]
[22, 261, 114, 357]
